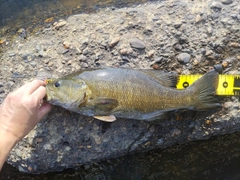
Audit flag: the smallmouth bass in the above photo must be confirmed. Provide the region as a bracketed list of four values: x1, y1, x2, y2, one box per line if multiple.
[44, 68, 221, 122]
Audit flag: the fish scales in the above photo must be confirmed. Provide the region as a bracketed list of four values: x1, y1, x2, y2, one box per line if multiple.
[45, 68, 221, 122]
[77, 69, 182, 112]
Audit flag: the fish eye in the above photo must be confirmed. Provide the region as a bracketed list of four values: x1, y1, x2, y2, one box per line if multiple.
[54, 81, 61, 87]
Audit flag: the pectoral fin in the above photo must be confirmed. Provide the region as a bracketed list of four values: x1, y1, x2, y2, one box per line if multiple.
[92, 97, 118, 111]
[94, 115, 116, 122]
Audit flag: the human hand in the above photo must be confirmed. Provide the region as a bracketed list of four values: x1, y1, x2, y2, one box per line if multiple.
[0, 80, 52, 142]
[0, 80, 52, 170]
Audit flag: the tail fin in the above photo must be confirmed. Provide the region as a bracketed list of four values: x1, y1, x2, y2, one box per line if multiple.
[188, 70, 221, 110]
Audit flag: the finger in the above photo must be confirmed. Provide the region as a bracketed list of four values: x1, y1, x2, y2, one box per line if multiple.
[12, 82, 30, 95]
[37, 102, 52, 121]
[31, 86, 46, 101]
[26, 80, 46, 95]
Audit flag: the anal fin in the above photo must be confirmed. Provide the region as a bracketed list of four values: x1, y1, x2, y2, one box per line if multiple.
[94, 115, 116, 122]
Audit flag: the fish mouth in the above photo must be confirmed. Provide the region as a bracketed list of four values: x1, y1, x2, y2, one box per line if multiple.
[44, 86, 52, 102]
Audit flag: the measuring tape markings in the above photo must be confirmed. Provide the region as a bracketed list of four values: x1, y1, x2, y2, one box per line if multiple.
[176, 74, 240, 96]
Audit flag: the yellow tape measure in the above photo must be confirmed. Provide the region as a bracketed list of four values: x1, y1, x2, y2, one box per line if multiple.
[176, 74, 240, 96]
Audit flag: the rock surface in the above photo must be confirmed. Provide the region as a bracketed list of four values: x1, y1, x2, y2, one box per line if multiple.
[1, 0, 240, 173]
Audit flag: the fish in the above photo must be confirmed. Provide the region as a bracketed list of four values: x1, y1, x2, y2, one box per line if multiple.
[44, 68, 221, 122]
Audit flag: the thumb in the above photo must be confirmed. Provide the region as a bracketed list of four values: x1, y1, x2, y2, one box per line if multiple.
[37, 102, 52, 121]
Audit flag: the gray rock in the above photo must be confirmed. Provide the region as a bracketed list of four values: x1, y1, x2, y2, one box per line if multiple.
[177, 53, 191, 64]
[129, 38, 145, 49]
[8, 52, 16, 57]
[221, 0, 233, 5]
[0, 88, 4, 94]
[79, 54, 87, 62]
[83, 47, 89, 55]
[210, 2, 223, 9]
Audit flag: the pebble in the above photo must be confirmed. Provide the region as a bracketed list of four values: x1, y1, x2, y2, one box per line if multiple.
[79, 54, 87, 62]
[207, 27, 213, 34]
[62, 49, 69, 55]
[109, 37, 120, 48]
[171, 129, 181, 137]
[83, 48, 89, 55]
[129, 38, 145, 49]
[53, 19, 67, 30]
[15, 149, 22, 156]
[44, 143, 53, 151]
[210, 2, 223, 9]
[223, 102, 233, 109]
[0, 38, 7, 45]
[195, 14, 202, 23]
[177, 53, 191, 64]
[147, 50, 155, 58]
[8, 52, 16, 57]
[119, 48, 133, 55]
[174, 44, 182, 51]
[17, 28, 27, 39]
[205, 49, 213, 56]
[229, 42, 239, 48]
[35, 137, 43, 143]
[63, 41, 70, 49]
[221, 0, 233, 5]
[193, 59, 199, 66]
[44, 17, 54, 23]
[222, 61, 228, 68]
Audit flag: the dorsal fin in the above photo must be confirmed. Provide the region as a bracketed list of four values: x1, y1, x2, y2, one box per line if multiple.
[141, 70, 178, 87]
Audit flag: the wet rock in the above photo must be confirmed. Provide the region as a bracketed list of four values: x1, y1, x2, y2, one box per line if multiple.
[221, 0, 233, 5]
[129, 38, 145, 49]
[177, 53, 191, 64]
